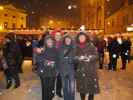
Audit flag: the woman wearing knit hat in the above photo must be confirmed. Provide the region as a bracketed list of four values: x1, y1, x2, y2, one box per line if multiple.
[74, 32, 100, 100]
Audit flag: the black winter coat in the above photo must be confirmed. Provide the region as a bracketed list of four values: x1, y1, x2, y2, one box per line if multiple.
[36, 47, 58, 78]
[3, 41, 22, 73]
[58, 45, 75, 77]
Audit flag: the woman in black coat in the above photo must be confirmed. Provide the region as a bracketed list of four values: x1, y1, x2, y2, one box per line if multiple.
[35, 35, 58, 100]
[74, 33, 100, 100]
[58, 35, 75, 100]
[3, 33, 22, 89]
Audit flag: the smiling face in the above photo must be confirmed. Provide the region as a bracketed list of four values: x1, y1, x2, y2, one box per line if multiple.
[79, 34, 86, 43]
[55, 32, 62, 41]
[46, 38, 54, 48]
[64, 37, 72, 46]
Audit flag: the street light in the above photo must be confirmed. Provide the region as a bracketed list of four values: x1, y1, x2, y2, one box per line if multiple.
[0, 6, 4, 10]
[106, 0, 110, 2]
[0, 25, 3, 31]
[49, 20, 54, 24]
[67, 4, 77, 10]
[68, 5, 72, 10]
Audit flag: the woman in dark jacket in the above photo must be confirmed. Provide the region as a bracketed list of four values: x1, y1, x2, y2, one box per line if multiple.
[74, 33, 100, 100]
[58, 35, 75, 100]
[3, 33, 22, 89]
[35, 35, 58, 100]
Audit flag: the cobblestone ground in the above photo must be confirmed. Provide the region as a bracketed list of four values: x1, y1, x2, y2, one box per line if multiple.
[0, 59, 133, 100]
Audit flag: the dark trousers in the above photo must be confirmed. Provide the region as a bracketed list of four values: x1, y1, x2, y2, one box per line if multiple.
[56, 74, 62, 96]
[62, 75, 75, 100]
[98, 53, 104, 69]
[121, 56, 128, 70]
[80, 93, 94, 100]
[108, 54, 117, 71]
[40, 77, 55, 100]
[4, 69, 20, 88]
[108, 53, 112, 69]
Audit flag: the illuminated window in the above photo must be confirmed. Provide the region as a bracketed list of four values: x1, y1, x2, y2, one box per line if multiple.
[4, 22, 8, 29]
[12, 23, 16, 29]
[21, 17, 24, 20]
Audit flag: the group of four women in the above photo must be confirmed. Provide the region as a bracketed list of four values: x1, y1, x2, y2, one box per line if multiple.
[33, 31, 100, 100]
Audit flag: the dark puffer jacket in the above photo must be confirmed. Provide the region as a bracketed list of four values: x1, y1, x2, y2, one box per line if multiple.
[36, 47, 58, 78]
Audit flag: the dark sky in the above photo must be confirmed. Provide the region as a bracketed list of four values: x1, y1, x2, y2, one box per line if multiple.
[0, 0, 79, 17]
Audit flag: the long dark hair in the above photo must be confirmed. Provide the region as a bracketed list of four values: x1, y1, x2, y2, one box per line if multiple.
[44, 35, 55, 48]
[62, 35, 73, 46]
[75, 32, 90, 44]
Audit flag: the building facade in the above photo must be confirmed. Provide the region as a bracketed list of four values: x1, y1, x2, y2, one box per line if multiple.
[0, 4, 27, 30]
[105, 0, 133, 34]
[80, 0, 104, 30]
[40, 16, 74, 29]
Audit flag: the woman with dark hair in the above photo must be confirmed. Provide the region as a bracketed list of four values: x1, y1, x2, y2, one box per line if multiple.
[35, 35, 58, 100]
[58, 35, 75, 100]
[74, 32, 100, 100]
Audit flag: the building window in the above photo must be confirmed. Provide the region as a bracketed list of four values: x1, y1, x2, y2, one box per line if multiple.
[21, 24, 24, 28]
[4, 22, 8, 29]
[112, 20, 114, 27]
[21, 17, 24, 20]
[12, 16, 16, 18]
[12, 23, 16, 29]
[4, 14, 8, 17]
[123, 15, 128, 25]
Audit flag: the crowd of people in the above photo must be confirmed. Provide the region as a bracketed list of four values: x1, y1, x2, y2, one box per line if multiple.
[0, 29, 132, 100]
[96, 35, 132, 71]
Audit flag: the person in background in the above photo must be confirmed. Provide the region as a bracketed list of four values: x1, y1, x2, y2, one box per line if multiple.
[126, 37, 132, 63]
[58, 35, 75, 100]
[16, 37, 24, 73]
[51, 29, 63, 98]
[108, 37, 119, 71]
[3, 33, 22, 89]
[0, 48, 8, 72]
[120, 36, 131, 70]
[74, 32, 100, 100]
[95, 37, 106, 69]
[35, 35, 58, 100]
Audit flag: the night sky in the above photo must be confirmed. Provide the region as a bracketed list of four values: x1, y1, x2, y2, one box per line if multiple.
[0, 0, 79, 17]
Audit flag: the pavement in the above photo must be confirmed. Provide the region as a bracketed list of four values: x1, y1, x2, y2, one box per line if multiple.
[0, 58, 133, 100]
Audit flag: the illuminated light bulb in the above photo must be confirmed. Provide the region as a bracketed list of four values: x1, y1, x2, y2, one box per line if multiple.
[0, 25, 3, 31]
[0, 6, 4, 10]
[68, 5, 72, 10]
[113, 54, 117, 58]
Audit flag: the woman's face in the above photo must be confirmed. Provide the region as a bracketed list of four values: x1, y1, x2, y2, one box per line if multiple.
[46, 38, 54, 47]
[55, 32, 62, 41]
[79, 35, 86, 43]
[65, 37, 72, 45]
